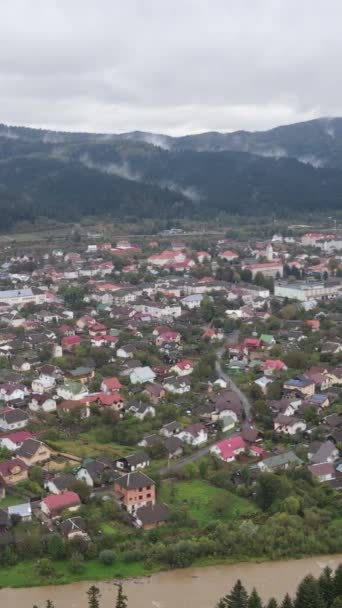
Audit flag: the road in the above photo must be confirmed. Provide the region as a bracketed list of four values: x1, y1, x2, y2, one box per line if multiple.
[159, 346, 251, 475]
[159, 444, 212, 475]
[215, 346, 252, 418]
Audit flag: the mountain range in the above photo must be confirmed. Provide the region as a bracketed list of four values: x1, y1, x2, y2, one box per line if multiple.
[1, 117, 342, 229]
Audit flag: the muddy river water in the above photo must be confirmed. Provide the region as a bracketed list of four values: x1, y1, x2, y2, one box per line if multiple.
[0, 555, 341, 608]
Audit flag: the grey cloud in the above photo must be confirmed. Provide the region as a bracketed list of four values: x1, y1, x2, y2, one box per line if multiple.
[1, 0, 342, 134]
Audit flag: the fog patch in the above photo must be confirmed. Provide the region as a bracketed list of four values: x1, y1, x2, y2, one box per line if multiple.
[79, 153, 141, 181]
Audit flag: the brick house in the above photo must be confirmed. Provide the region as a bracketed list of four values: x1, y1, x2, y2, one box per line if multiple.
[114, 471, 155, 514]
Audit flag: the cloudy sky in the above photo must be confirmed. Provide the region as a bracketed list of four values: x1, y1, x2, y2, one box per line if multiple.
[1, 0, 341, 135]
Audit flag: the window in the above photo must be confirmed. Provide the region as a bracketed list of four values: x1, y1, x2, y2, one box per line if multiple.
[138, 487, 142, 492]
[139, 495, 143, 500]
[146, 493, 151, 498]
[146, 485, 151, 490]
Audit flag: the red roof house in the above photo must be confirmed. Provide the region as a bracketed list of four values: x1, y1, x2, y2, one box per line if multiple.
[210, 436, 246, 462]
[41, 491, 81, 517]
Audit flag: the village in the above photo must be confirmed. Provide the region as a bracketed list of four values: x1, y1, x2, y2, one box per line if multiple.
[0, 226, 342, 578]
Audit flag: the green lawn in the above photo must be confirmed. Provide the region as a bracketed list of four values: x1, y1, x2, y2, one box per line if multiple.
[0, 558, 152, 589]
[0, 494, 24, 508]
[160, 479, 258, 526]
[48, 435, 131, 460]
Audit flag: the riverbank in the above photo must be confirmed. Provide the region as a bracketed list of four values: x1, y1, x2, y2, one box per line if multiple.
[0, 551, 341, 589]
[0, 554, 341, 607]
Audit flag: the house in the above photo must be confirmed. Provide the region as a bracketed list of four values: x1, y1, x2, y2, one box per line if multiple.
[308, 463, 336, 482]
[163, 376, 191, 394]
[16, 439, 51, 466]
[61, 335, 81, 351]
[0, 384, 28, 403]
[143, 383, 166, 404]
[76, 459, 115, 487]
[164, 436, 184, 459]
[210, 436, 246, 462]
[155, 331, 181, 347]
[263, 359, 288, 375]
[260, 334, 276, 347]
[115, 452, 150, 473]
[127, 402, 156, 420]
[202, 328, 224, 341]
[114, 471, 155, 514]
[170, 360, 194, 376]
[254, 376, 273, 394]
[101, 377, 122, 393]
[309, 440, 339, 465]
[160, 421, 182, 437]
[57, 400, 90, 418]
[0, 458, 28, 485]
[274, 415, 306, 435]
[241, 423, 262, 444]
[321, 341, 342, 355]
[44, 473, 76, 495]
[41, 491, 81, 518]
[8, 502, 32, 522]
[59, 516, 88, 540]
[0, 408, 29, 431]
[57, 381, 88, 401]
[66, 366, 95, 384]
[29, 393, 57, 413]
[0, 431, 34, 451]
[97, 392, 125, 412]
[178, 423, 208, 446]
[283, 377, 315, 396]
[134, 503, 170, 530]
[218, 250, 239, 262]
[258, 451, 303, 472]
[130, 366, 156, 385]
[181, 294, 204, 309]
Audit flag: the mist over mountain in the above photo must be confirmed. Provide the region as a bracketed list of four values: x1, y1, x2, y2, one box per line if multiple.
[1, 117, 342, 229]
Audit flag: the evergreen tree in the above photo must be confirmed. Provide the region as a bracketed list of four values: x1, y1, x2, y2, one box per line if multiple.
[294, 575, 326, 608]
[331, 599, 342, 608]
[115, 583, 128, 608]
[319, 567, 334, 607]
[218, 580, 249, 608]
[266, 600, 278, 608]
[281, 594, 293, 608]
[248, 588, 263, 608]
[334, 565, 342, 599]
[87, 585, 101, 608]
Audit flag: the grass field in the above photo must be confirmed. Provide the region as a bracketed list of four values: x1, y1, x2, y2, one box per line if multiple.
[160, 479, 258, 526]
[0, 558, 152, 588]
[0, 494, 24, 508]
[48, 434, 131, 460]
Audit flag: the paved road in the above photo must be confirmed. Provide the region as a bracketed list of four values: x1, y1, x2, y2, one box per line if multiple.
[159, 444, 212, 475]
[215, 346, 252, 418]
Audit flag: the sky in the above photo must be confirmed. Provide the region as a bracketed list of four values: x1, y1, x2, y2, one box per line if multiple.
[1, 0, 342, 135]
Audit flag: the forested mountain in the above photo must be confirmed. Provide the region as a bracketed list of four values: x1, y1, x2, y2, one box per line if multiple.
[1, 117, 342, 228]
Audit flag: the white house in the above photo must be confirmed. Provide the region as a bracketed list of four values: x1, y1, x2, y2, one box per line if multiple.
[0, 408, 29, 431]
[170, 360, 194, 376]
[130, 366, 156, 385]
[177, 423, 208, 446]
[32, 373, 56, 394]
[274, 415, 306, 435]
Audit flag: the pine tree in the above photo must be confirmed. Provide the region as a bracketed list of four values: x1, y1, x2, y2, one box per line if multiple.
[319, 567, 334, 607]
[218, 580, 249, 608]
[294, 575, 326, 608]
[248, 588, 263, 608]
[281, 594, 293, 608]
[87, 585, 101, 608]
[334, 565, 342, 599]
[266, 600, 278, 608]
[115, 583, 128, 608]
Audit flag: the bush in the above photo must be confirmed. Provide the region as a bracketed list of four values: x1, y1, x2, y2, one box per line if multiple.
[99, 549, 116, 565]
[36, 558, 55, 577]
[69, 551, 85, 573]
[121, 549, 145, 563]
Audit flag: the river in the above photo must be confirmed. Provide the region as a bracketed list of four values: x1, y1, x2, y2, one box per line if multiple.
[0, 555, 341, 608]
